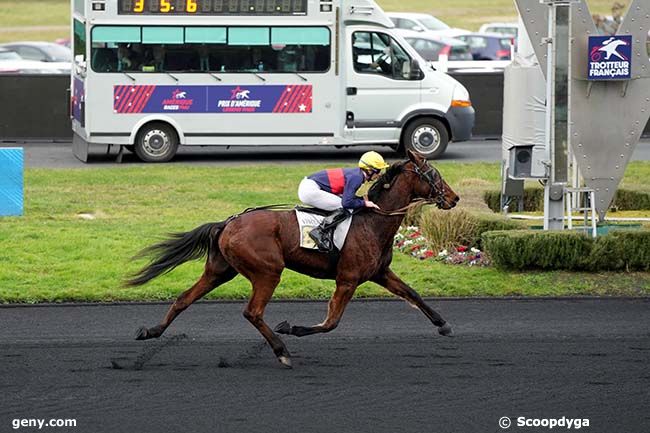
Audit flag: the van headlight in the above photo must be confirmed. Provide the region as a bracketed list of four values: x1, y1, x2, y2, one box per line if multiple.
[451, 85, 471, 108]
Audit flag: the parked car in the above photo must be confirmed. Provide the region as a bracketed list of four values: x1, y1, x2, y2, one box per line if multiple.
[0, 47, 70, 74]
[456, 33, 513, 60]
[388, 12, 470, 38]
[402, 32, 473, 61]
[0, 41, 72, 63]
[478, 22, 519, 39]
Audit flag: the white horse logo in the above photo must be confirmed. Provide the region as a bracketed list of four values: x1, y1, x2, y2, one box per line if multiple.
[598, 37, 628, 61]
[172, 90, 187, 99]
[235, 90, 250, 99]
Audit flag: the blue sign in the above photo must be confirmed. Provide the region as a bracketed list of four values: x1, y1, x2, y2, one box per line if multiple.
[114, 84, 313, 114]
[588, 35, 632, 81]
[0, 148, 24, 217]
[143, 86, 207, 113]
[207, 85, 312, 113]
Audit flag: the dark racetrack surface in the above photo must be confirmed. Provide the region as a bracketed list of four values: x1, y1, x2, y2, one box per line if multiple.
[1, 299, 649, 433]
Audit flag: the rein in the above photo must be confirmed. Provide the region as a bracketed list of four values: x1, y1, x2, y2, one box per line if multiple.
[370, 198, 434, 216]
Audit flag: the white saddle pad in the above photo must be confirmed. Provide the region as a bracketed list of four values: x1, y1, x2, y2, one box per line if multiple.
[295, 210, 353, 251]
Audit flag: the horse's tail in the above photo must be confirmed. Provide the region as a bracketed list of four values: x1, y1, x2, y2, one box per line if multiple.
[126, 221, 226, 287]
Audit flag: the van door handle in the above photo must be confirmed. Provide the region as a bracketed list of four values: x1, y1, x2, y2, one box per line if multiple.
[346, 87, 357, 95]
[346, 111, 354, 128]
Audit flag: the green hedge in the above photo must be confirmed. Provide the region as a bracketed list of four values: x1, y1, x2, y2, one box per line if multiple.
[484, 188, 650, 213]
[610, 189, 650, 211]
[483, 229, 650, 271]
[473, 214, 526, 246]
[590, 231, 650, 271]
[484, 188, 544, 213]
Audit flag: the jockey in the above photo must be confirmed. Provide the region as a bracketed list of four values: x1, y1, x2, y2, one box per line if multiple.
[298, 151, 390, 251]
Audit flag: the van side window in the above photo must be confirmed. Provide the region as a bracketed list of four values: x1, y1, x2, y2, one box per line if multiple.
[90, 25, 330, 73]
[352, 31, 416, 80]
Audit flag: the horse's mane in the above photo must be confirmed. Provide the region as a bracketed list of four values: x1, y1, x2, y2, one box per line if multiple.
[368, 161, 405, 202]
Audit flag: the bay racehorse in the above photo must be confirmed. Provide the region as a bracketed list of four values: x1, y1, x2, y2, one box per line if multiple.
[128, 151, 459, 368]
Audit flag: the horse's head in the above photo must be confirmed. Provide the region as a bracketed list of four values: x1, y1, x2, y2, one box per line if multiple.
[406, 150, 459, 210]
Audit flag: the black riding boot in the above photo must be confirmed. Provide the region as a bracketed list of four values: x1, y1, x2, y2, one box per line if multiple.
[309, 208, 349, 252]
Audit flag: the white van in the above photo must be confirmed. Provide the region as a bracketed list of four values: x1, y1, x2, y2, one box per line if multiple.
[71, 0, 474, 162]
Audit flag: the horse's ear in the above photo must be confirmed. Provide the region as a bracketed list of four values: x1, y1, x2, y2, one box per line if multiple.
[407, 149, 425, 164]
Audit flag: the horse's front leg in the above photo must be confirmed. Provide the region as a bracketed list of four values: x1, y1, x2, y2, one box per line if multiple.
[372, 268, 452, 336]
[275, 280, 357, 337]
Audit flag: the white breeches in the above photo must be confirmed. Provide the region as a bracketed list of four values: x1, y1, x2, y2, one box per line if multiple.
[298, 178, 342, 211]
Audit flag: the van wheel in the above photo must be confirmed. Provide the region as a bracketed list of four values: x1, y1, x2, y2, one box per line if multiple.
[134, 123, 178, 162]
[402, 118, 449, 159]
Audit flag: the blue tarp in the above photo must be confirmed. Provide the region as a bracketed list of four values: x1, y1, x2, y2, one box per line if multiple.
[0, 148, 24, 216]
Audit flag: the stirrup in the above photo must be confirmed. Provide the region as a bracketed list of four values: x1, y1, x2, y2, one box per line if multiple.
[309, 227, 334, 252]
[308, 209, 348, 252]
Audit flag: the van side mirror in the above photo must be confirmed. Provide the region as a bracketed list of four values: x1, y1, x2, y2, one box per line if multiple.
[74, 54, 86, 66]
[408, 59, 422, 80]
[412, 25, 423, 32]
[74, 54, 87, 76]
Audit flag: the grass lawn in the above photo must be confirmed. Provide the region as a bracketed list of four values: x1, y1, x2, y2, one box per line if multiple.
[0, 0, 630, 43]
[0, 161, 648, 303]
[0, 1, 646, 301]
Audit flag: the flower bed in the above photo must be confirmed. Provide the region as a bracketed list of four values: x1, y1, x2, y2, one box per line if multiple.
[393, 226, 490, 266]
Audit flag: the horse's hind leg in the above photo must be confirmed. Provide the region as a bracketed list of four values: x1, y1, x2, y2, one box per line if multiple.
[372, 268, 452, 336]
[135, 255, 237, 340]
[242, 273, 293, 368]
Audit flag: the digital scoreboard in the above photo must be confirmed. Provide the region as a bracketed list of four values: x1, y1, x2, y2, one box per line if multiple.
[118, 0, 307, 15]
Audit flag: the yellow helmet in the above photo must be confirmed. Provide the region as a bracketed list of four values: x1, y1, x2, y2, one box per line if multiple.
[359, 151, 390, 171]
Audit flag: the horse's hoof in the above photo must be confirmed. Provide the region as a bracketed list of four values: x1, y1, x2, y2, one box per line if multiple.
[135, 326, 149, 340]
[438, 323, 453, 337]
[274, 321, 292, 335]
[278, 356, 293, 369]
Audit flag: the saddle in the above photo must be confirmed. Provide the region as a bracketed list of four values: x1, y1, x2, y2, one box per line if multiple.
[294, 206, 332, 217]
[294, 207, 354, 252]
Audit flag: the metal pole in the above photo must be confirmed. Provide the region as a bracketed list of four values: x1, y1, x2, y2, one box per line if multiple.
[543, 0, 572, 230]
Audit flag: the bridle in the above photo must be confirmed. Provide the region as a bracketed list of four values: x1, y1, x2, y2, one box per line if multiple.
[407, 160, 450, 208]
[370, 160, 452, 216]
